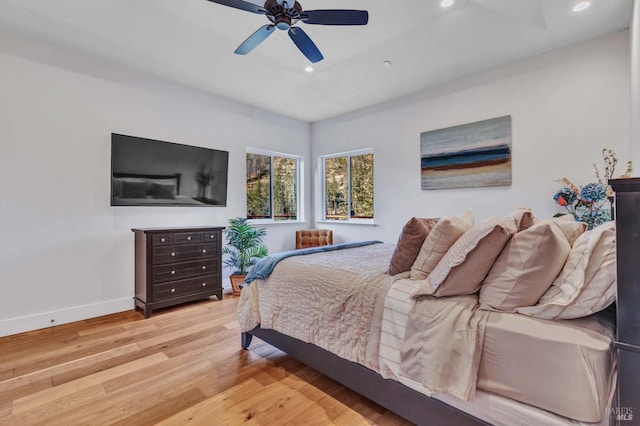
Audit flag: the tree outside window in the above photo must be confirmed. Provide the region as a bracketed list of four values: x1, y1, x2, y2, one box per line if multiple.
[246, 151, 299, 221]
[323, 150, 373, 222]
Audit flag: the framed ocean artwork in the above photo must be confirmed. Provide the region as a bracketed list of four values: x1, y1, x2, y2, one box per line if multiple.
[420, 115, 512, 190]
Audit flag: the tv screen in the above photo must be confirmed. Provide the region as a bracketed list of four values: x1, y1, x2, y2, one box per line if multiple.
[111, 133, 229, 207]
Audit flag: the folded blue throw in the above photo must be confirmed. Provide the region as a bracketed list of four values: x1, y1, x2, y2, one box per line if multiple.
[244, 240, 382, 284]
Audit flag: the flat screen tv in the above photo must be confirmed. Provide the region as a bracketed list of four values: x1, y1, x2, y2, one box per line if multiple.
[111, 133, 229, 207]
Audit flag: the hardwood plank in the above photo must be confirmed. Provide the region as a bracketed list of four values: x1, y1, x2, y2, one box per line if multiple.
[5, 384, 107, 426]
[157, 377, 268, 426]
[0, 297, 412, 426]
[109, 388, 207, 426]
[0, 401, 13, 418]
[0, 369, 13, 381]
[12, 353, 168, 413]
[0, 378, 52, 407]
[0, 343, 141, 392]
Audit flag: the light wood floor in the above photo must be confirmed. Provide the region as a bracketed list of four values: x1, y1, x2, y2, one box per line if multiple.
[0, 294, 413, 426]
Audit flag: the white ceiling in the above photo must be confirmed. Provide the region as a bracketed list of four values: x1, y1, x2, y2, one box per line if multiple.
[0, 0, 633, 122]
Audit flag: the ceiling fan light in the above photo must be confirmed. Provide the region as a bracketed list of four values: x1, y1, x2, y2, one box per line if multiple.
[573, 1, 591, 12]
[440, 0, 454, 8]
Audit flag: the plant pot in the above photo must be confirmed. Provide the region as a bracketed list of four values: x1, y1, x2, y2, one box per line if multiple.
[229, 274, 247, 296]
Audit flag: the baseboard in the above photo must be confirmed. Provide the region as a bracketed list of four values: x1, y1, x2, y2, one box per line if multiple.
[0, 297, 135, 338]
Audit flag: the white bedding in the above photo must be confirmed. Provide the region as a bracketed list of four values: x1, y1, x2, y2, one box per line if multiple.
[237, 244, 617, 425]
[379, 278, 617, 426]
[238, 243, 395, 367]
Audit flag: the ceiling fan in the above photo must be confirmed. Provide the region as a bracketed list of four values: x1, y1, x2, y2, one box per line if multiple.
[206, 0, 369, 63]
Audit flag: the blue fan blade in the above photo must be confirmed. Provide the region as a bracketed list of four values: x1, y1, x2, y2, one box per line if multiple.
[301, 10, 368, 25]
[235, 25, 275, 55]
[288, 27, 324, 63]
[205, 0, 266, 14]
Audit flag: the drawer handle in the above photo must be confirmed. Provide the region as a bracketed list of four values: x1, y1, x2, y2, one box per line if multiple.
[202, 266, 206, 270]
[170, 288, 176, 293]
[202, 283, 206, 287]
[161, 238, 166, 242]
[171, 270, 176, 275]
[187, 236, 192, 240]
[210, 235, 214, 239]
[171, 252, 176, 257]
[202, 250, 207, 254]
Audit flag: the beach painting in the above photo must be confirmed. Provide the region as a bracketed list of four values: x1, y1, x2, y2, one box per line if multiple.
[420, 116, 512, 190]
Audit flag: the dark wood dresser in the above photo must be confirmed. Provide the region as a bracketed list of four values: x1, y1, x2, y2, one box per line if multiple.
[132, 226, 224, 318]
[610, 178, 640, 425]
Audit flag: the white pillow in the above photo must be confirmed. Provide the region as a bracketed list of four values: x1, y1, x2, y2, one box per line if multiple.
[409, 210, 474, 280]
[515, 221, 616, 319]
[415, 216, 517, 297]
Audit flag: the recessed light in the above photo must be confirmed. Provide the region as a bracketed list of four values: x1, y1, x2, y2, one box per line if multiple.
[440, 0, 454, 8]
[573, 1, 590, 12]
[305, 66, 314, 73]
[383, 60, 392, 67]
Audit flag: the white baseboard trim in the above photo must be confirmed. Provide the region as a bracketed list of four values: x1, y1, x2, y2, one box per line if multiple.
[0, 298, 135, 338]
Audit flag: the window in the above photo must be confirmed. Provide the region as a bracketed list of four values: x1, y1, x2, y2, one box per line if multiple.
[321, 149, 374, 222]
[246, 149, 301, 221]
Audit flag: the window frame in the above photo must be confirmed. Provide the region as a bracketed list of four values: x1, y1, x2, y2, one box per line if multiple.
[318, 148, 374, 225]
[246, 147, 304, 224]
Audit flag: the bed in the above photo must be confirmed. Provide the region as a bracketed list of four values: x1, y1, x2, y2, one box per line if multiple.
[237, 181, 640, 426]
[111, 172, 206, 206]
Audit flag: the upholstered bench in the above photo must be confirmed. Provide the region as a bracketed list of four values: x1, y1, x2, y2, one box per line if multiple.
[295, 229, 333, 249]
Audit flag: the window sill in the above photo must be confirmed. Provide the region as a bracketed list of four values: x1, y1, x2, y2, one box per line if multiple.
[248, 220, 308, 226]
[316, 220, 377, 226]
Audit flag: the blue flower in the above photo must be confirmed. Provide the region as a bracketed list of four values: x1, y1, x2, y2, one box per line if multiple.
[575, 203, 611, 230]
[554, 187, 577, 206]
[580, 183, 607, 204]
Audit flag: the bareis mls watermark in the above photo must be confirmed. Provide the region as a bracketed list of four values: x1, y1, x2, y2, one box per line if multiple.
[607, 407, 634, 421]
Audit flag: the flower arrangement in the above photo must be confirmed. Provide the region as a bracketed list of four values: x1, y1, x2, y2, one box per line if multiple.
[593, 148, 633, 196]
[553, 179, 610, 230]
[553, 148, 632, 230]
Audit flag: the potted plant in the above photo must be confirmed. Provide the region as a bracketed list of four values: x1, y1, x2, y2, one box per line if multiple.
[222, 217, 269, 296]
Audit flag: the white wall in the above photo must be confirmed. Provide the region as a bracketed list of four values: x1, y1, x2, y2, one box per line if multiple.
[0, 31, 311, 336]
[0, 29, 631, 337]
[311, 31, 631, 245]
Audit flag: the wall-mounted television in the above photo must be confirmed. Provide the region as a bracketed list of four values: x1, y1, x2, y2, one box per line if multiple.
[111, 133, 229, 207]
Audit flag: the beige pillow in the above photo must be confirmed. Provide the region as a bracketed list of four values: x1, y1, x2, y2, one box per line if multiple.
[388, 217, 440, 276]
[516, 221, 616, 319]
[410, 210, 474, 280]
[479, 216, 588, 312]
[553, 214, 587, 246]
[505, 207, 537, 232]
[413, 217, 517, 297]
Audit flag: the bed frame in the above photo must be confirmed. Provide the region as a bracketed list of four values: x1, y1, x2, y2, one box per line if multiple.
[241, 179, 640, 426]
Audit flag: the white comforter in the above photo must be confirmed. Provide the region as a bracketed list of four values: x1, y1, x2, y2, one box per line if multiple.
[237, 243, 396, 366]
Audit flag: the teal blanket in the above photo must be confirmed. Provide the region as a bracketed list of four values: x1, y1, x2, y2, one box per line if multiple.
[244, 240, 382, 284]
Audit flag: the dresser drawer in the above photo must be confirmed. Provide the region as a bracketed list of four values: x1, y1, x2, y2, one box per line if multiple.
[152, 259, 218, 284]
[202, 242, 218, 258]
[153, 243, 205, 264]
[152, 234, 173, 246]
[173, 231, 203, 244]
[203, 231, 219, 242]
[154, 275, 219, 301]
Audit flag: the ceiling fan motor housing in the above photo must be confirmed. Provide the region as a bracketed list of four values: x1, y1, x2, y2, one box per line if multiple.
[265, 0, 302, 30]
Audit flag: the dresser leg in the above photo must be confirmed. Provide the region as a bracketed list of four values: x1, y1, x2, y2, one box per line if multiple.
[216, 289, 223, 300]
[241, 332, 253, 349]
